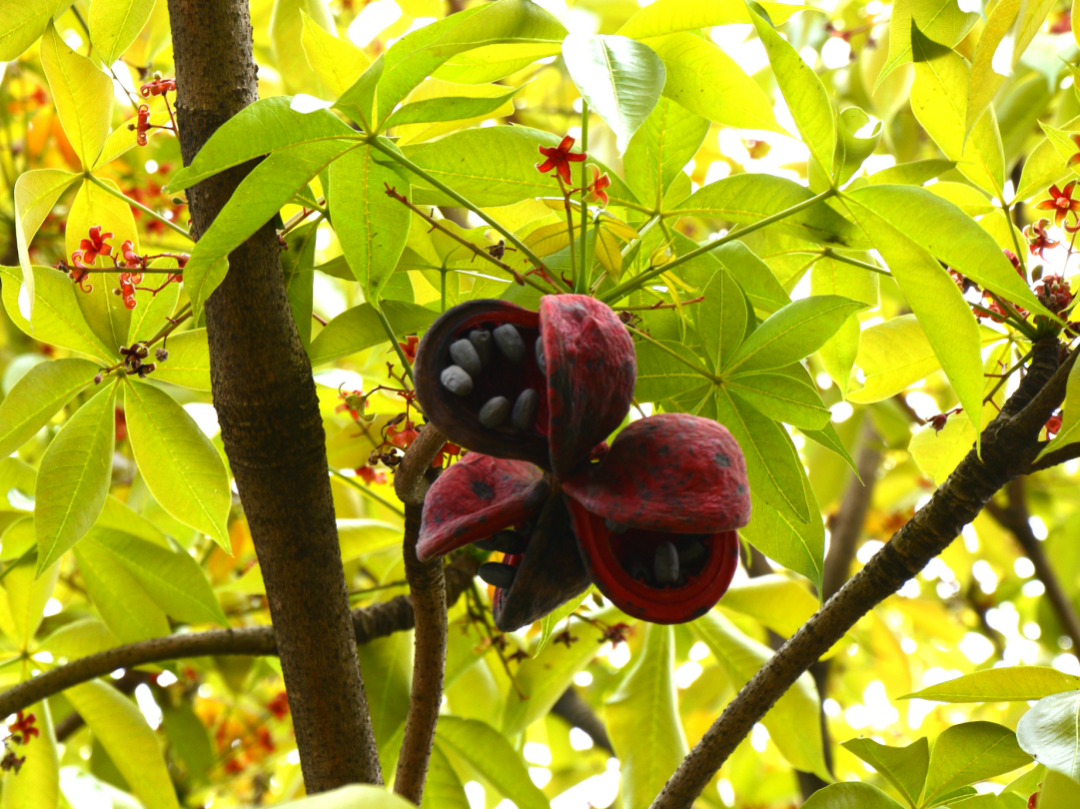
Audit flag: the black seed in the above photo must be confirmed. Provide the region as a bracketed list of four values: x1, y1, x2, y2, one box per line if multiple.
[535, 337, 546, 373]
[479, 396, 510, 428]
[479, 562, 516, 589]
[605, 518, 630, 535]
[511, 389, 539, 429]
[471, 480, 494, 500]
[654, 542, 680, 585]
[469, 329, 493, 366]
[493, 324, 525, 362]
[476, 530, 528, 554]
[440, 365, 473, 396]
[450, 339, 482, 377]
[677, 538, 708, 566]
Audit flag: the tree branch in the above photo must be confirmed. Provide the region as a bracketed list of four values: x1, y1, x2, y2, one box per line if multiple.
[650, 338, 1069, 809]
[986, 478, 1080, 653]
[167, 0, 382, 788]
[394, 426, 448, 805]
[0, 555, 478, 723]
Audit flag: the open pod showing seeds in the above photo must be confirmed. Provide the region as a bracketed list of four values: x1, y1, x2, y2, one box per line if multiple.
[562, 414, 751, 623]
[414, 295, 636, 479]
[418, 413, 752, 628]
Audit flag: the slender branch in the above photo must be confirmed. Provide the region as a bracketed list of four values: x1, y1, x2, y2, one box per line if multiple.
[0, 554, 478, 721]
[820, 249, 891, 277]
[85, 174, 193, 241]
[986, 478, 1080, 653]
[367, 136, 571, 292]
[576, 103, 590, 294]
[394, 426, 448, 805]
[602, 188, 838, 303]
[650, 338, 1069, 809]
[375, 303, 414, 383]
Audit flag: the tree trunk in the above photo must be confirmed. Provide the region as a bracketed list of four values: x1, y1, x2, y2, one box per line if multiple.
[165, 0, 382, 789]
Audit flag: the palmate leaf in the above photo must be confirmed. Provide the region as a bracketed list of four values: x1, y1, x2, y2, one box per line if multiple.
[39, 24, 113, 168]
[922, 722, 1031, 805]
[65, 681, 180, 809]
[606, 624, 688, 809]
[88, 0, 155, 65]
[0, 358, 100, 459]
[166, 96, 360, 192]
[562, 35, 666, 152]
[35, 381, 117, 574]
[124, 380, 230, 549]
[649, 33, 781, 133]
[749, 6, 835, 178]
[329, 145, 412, 301]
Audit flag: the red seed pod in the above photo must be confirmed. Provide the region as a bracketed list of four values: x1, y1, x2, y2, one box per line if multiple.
[414, 295, 635, 479]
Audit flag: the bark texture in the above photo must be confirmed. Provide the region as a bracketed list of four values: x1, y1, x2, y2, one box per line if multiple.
[166, 0, 380, 788]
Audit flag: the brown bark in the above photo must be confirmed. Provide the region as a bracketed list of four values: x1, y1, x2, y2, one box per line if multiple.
[166, 0, 380, 789]
[651, 339, 1074, 809]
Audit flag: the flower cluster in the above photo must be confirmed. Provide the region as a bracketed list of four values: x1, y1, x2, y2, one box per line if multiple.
[1, 711, 39, 775]
[140, 77, 176, 97]
[120, 343, 157, 378]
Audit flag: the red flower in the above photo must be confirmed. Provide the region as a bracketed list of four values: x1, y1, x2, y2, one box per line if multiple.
[134, 104, 151, 146]
[536, 135, 587, 185]
[256, 727, 275, 752]
[7, 712, 38, 745]
[140, 77, 176, 98]
[68, 254, 93, 293]
[431, 441, 462, 469]
[1046, 413, 1063, 436]
[1035, 181, 1080, 228]
[0, 752, 25, 774]
[120, 240, 143, 270]
[355, 465, 387, 485]
[267, 691, 290, 719]
[1025, 219, 1059, 259]
[1035, 274, 1073, 313]
[399, 335, 419, 363]
[115, 408, 127, 442]
[79, 225, 113, 264]
[586, 166, 611, 207]
[387, 419, 419, 449]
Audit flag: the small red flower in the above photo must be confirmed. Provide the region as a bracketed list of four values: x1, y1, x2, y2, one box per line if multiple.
[115, 408, 127, 442]
[431, 441, 462, 469]
[1035, 274, 1073, 313]
[7, 712, 38, 745]
[601, 622, 632, 647]
[79, 225, 113, 265]
[586, 166, 610, 207]
[1035, 181, 1080, 228]
[1046, 413, 1063, 436]
[1025, 219, 1060, 259]
[134, 104, 151, 146]
[223, 757, 245, 774]
[536, 135, 587, 185]
[256, 727, 275, 753]
[267, 691, 290, 719]
[387, 419, 420, 449]
[399, 335, 419, 363]
[140, 77, 176, 98]
[68, 254, 93, 293]
[355, 465, 387, 485]
[1029, 791, 1040, 809]
[929, 413, 950, 433]
[120, 240, 143, 270]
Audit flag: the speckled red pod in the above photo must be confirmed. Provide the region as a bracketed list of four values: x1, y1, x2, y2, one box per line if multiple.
[413, 295, 635, 479]
[561, 414, 751, 533]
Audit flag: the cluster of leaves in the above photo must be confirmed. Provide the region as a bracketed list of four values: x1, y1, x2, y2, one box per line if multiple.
[5, 0, 1080, 807]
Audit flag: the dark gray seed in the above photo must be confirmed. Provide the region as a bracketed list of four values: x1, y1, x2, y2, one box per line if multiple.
[478, 562, 516, 589]
[677, 538, 708, 566]
[654, 542, 680, 585]
[511, 389, 539, 430]
[479, 396, 510, 428]
[476, 530, 528, 554]
[605, 518, 630, 535]
[440, 365, 473, 396]
[449, 339, 482, 377]
[493, 324, 526, 362]
[535, 337, 546, 373]
[469, 330, 493, 366]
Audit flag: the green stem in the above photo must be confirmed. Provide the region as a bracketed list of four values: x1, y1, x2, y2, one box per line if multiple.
[368, 136, 571, 292]
[577, 103, 590, 294]
[329, 469, 405, 518]
[821, 249, 891, 276]
[626, 324, 720, 384]
[86, 174, 193, 241]
[981, 293, 1040, 340]
[1002, 199, 1027, 278]
[559, 176, 578, 285]
[0, 548, 35, 584]
[602, 188, 838, 303]
[375, 302, 414, 383]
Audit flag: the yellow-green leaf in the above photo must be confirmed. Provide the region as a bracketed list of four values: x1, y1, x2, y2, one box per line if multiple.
[39, 24, 113, 168]
[300, 8, 369, 98]
[88, 0, 155, 65]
